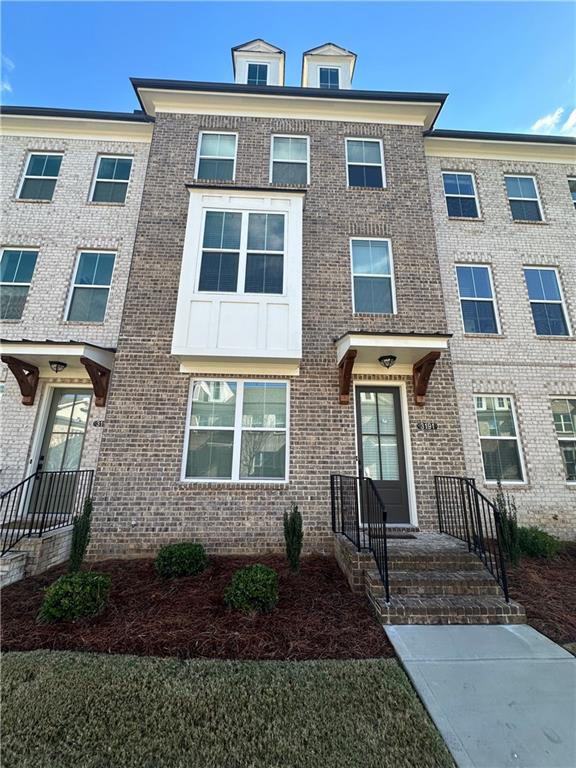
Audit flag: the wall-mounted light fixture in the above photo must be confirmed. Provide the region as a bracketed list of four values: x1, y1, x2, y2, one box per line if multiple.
[49, 360, 68, 373]
[378, 354, 397, 369]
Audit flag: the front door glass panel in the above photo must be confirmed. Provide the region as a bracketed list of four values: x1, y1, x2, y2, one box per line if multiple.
[42, 391, 92, 471]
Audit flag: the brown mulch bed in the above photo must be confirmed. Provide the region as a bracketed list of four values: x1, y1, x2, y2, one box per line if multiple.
[1, 555, 393, 660]
[507, 543, 576, 646]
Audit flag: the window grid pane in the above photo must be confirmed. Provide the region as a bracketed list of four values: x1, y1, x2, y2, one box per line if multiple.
[524, 269, 569, 336]
[197, 134, 236, 181]
[19, 154, 62, 201]
[0, 249, 38, 320]
[443, 173, 479, 218]
[186, 381, 288, 481]
[505, 176, 542, 221]
[475, 396, 523, 481]
[247, 63, 268, 86]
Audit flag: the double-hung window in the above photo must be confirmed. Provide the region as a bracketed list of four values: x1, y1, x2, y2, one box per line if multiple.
[346, 139, 384, 188]
[475, 396, 524, 482]
[551, 398, 576, 482]
[195, 132, 237, 181]
[198, 210, 285, 294]
[524, 267, 570, 336]
[505, 176, 543, 221]
[568, 178, 576, 210]
[185, 380, 288, 481]
[247, 63, 268, 85]
[442, 172, 479, 218]
[67, 251, 115, 322]
[91, 156, 132, 203]
[270, 136, 309, 185]
[319, 67, 340, 89]
[351, 238, 395, 314]
[18, 153, 62, 201]
[456, 265, 499, 334]
[0, 248, 38, 320]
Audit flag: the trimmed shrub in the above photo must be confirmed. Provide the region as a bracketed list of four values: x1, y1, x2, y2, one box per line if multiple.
[283, 503, 303, 572]
[494, 481, 520, 566]
[68, 497, 92, 573]
[518, 527, 562, 558]
[155, 542, 207, 578]
[224, 564, 279, 614]
[37, 572, 111, 623]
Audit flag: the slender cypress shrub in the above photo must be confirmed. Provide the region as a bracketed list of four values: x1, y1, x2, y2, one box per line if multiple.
[283, 503, 303, 572]
[68, 497, 92, 573]
[494, 481, 520, 567]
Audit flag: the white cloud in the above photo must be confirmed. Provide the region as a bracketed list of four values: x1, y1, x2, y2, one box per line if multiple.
[1, 55, 15, 94]
[561, 108, 576, 136]
[531, 107, 564, 133]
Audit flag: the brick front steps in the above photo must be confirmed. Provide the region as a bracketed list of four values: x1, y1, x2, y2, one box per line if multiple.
[334, 532, 526, 625]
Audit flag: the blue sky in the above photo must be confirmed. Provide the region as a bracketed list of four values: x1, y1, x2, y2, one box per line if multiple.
[2, 1, 575, 135]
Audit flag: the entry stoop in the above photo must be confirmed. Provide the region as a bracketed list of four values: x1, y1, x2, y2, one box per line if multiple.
[366, 534, 526, 625]
[333, 532, 526, 625]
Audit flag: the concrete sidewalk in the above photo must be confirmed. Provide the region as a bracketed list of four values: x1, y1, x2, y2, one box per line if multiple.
[386, 625, 576, 768]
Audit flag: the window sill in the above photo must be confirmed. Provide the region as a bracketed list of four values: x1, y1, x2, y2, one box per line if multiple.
[462, 333, 504, 339]
[346, 186, 386, 192]
[533, 334, 574, 341]
[13, 198, 53, 204]
[511, 219, 547, 225]
[87, 201, 127, 207]
[353, 312, 396, 318]
[483, 481, 528, 488]
[0, 319, 24, 324]
[178, 481, 289, 490]
[61, 321, 106, 326]
[448, 216, 484, 222]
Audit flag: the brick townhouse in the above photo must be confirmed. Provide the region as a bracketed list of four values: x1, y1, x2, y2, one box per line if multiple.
[0, 106, 152, 577]
[1, 40, 574, 576]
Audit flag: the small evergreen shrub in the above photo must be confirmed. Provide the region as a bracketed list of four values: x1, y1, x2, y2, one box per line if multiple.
[283, 503, 303, 572]
[155, 542, 207, 578]
[224, 564, 279, 614]
[68, 497, 92, 573]
[518, 527, 562, 558]
[37, 572, 111, 623]
[494, 481, 520, 566]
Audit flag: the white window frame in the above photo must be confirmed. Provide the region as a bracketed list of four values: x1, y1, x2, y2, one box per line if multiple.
[550, 396, 576, 485]
[89, 155, 133, 204]
[345, 138, 386, 188]
[246, 61, 269, 86]
[0, 246, 39, 320]
[181, 378, 290, 483]
[523, 266, 571, 337]
[269, 135, 310, 185]
[196, 208, 287, 296]
[455, 263, 501, 335]
[442, 171, 481, 218]
[504, 174, 544, 222]
[318, 66, 340, 89]
[194, 131, 238, 182]
[17, 151, 63, 200]
[474, 394, 526, 485]
[350, 237, 397, 315]
[65, 249, 116, 323]
[568, 177, 576, 210]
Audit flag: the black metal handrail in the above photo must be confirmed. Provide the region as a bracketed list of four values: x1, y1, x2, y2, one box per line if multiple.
[434, 475, 509, 601]
[330, 474, 390, 602]
[0, 469, 93, 556]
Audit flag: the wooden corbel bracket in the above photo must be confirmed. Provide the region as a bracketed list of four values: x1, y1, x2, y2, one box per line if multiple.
[1, 355, 40, 406]
[412, 351, 441, 407]
[338, 349, 357, 405]
[80, 356, 111, 407]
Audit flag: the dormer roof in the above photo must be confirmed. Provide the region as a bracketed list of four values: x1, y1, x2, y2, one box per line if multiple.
[231, 39, 286, 85]
[301, 42, 357, 88]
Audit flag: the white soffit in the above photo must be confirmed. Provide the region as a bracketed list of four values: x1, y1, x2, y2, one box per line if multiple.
[425, 136, 576, 164]
[336, 333, 450, 368]
[137, 89, 442, 129]
[0, 342, 115, 377]
[1, 115, 153, 143]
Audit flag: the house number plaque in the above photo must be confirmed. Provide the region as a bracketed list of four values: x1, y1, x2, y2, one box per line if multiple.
[93, 420, 105, 428]
[416, 421, 438, 431]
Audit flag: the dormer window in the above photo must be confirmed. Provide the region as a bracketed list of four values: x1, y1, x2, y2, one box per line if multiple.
[319, 67, 340, 89]
[247, 63, 269, 86]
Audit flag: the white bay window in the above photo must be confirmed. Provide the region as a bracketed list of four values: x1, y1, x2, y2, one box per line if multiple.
[184, 380, 288, 481]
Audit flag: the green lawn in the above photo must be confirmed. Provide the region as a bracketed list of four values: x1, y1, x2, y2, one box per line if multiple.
[2, 651, 453, 768]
